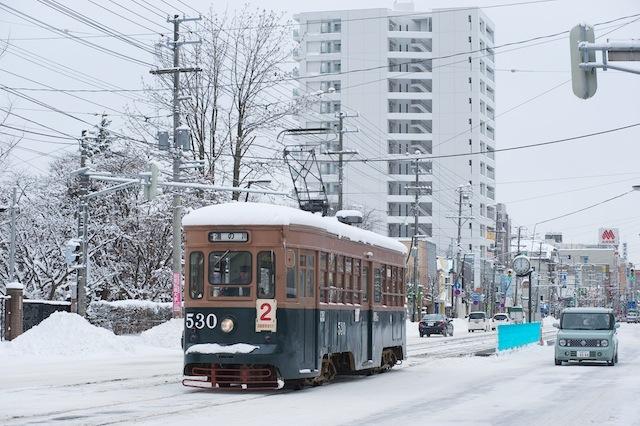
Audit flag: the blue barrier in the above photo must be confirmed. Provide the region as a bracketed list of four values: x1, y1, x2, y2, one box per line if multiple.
[497, 322, 541, 351]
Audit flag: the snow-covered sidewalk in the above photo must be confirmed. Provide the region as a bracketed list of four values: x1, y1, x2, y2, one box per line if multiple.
[2, 313, 638, 425]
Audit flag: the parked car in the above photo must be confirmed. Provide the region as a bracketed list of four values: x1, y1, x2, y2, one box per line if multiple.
[491, 313, 510, 330]
[626, 310, 639, 323]
[419, 314, 454, 337]
[467, 311, 490, 332]
[554, 307, 619, 366]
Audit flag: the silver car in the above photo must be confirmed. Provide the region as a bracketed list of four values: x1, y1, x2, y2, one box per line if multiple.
[554, 307, 619, 366]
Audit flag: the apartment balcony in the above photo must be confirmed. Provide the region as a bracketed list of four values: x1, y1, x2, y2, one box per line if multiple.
[388, 30, 431, 39]
[386, 132, 431, 141]
[387, 92, 432, 100]
[388, 59, 432, 76]
[293, 28, 302, 41]
[386, 194, 432, 203]
[388, 120, 432, 135]
[388, 80, 432, 94]
[387, 112, 432, 121]
[292, 48, 303, 60]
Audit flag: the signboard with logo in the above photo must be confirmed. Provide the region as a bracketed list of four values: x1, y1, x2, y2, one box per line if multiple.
[172, 272, 181, 314]
[598, 227, 619, 245]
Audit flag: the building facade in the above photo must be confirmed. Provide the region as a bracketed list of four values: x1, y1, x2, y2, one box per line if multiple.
[293, 2, 497, 276]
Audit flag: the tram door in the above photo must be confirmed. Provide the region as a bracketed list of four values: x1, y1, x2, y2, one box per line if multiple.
[299, 251, 318, 369]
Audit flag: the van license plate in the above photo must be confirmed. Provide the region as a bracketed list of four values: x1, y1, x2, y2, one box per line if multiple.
[577, 351, 590, 358]
[427, 322, 434, 326]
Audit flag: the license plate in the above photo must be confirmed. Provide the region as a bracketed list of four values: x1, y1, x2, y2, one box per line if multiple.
[576, 350, 590, 358]
[427, 322, 434, 326]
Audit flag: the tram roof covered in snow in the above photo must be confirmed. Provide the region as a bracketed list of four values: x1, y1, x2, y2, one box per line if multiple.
[182, 202, 407, 254]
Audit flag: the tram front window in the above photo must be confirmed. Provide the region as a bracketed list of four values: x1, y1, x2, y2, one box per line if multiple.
[209, 251, 252, 297]
[257, 251, 275, 299]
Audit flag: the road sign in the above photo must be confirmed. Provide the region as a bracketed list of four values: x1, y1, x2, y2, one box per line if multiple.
[570, 24, 597, 99]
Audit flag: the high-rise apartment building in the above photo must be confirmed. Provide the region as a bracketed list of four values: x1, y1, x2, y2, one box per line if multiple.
[293, 2, 497, 271]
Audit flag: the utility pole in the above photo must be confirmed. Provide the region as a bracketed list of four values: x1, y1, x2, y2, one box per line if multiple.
[76, 130, 89, 316]
[514, 225, 524, 306]
[406, 154, 430, 321]
[150, 14, 202, 317]
[7, 187, 17, 283]
[447, 185, 473, 318]
[536, 241, 543, 320]
[332, 112, 358, 212]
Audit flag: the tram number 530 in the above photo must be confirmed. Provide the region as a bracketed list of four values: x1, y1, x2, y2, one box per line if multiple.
[185, 312, 218, 329]
[255, 299, 277, 332]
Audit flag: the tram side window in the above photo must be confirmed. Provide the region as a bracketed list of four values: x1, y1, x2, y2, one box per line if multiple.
[336, 255, 344, 303]
[344, 257, 352, 304]
[257, 251, 275, 299]
[362, 265, 369, 303]
[189, 251, 204, 299]
[374, 267, 382, 304]
[353, 259, 361, 304]
[328, 253, 336, 302]
[302, 252, 315, 297]
[320, 252, 327, 302]
[286, 249, 297, 298]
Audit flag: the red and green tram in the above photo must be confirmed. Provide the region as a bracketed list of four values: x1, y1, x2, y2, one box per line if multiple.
[181, 203, 407, 389]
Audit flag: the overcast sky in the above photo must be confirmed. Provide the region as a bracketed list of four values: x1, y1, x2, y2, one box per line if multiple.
[2, 0, 640, 262]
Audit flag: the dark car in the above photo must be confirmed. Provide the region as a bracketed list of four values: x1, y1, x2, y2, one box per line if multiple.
[419, 314, 454, 337]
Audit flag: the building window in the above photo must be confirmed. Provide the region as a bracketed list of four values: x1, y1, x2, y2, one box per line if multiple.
[320, 19, 341, 33]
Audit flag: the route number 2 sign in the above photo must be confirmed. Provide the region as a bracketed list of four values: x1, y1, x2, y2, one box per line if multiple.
[256, 299, 277, 332]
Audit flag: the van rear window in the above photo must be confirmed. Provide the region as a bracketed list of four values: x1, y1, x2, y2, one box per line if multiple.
[469, 313, 485, 319]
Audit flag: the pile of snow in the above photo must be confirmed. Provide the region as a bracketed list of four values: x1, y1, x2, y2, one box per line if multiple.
[140, 318, 182, 349]
[183, 202, 407, 254]
[3, 311, 130, 357]
[452, 318, 469, 333]
[0, 313, 184, 360]
[542, 315, 558, 328]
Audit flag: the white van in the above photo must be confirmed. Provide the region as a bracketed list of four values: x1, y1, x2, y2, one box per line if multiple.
[468, 311, 490, 332]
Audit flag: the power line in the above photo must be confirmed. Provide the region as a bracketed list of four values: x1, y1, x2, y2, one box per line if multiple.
[37, 0, 159, 56]
[346, 121, 640, 163]
[0, 2, 156, 67]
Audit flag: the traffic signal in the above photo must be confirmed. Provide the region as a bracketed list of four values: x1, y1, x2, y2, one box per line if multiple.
[569, 23, 597, 99]
[142, 162, 159, 201]
[63, 238, 82, 267]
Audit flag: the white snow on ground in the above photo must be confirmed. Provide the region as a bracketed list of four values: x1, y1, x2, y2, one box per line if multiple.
[140, 318, 183, 349]
[1, 316, 638, 425]
[0, 311, 181, 359]
[185, 343, 258, 354]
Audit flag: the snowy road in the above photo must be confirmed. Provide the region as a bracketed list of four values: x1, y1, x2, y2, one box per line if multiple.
[1, 323, 639, 425]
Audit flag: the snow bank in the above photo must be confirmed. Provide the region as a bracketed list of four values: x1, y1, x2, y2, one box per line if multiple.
[183, 202, 407, 254]
[88, 299, 172, 334]
[542, 315, 558, 328]
[0, 313, 184, 361]
[140, 318, 182, 349]
[185, 343, 258, 355]
[3, 311, 129, 357]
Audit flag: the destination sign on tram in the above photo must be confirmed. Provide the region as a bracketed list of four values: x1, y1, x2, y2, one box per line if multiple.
[208, 231, 249, 242]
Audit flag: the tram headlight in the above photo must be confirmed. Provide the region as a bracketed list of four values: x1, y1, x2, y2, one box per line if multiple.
[221, 318, 234, 333]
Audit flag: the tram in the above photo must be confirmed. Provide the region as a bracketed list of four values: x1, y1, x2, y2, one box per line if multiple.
[181, 202, 407, 389]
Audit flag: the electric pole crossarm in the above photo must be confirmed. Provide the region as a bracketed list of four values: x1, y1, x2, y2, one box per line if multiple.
[580, 63, 640, 75]
[160, 181, 288, 195]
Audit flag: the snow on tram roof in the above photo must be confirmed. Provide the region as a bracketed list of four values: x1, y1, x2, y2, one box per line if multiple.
[183, 202, 407, 254]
